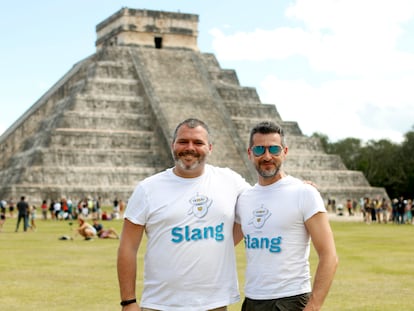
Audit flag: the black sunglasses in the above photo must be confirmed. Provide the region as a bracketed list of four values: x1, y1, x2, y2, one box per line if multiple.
[251, 145, 283, 157]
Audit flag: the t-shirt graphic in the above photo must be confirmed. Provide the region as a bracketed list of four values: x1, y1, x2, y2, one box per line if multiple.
[187, 193, 212, 218]
[248, 204, 271, 229]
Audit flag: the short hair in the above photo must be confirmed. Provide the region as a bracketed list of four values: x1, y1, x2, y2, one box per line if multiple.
[172, 118, 211, 143]
[249, 121, 286, 147]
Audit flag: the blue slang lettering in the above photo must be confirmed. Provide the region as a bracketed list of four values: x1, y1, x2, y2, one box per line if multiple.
[171, 222, 224, 243]
[244, 234, 282, 253]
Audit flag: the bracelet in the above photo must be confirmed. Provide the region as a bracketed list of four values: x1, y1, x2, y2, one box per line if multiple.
[120, 298, 137, 306]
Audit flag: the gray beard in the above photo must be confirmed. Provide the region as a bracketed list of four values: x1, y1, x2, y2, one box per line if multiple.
[257, 163, 281, 178]
[175, 158, 201, 171]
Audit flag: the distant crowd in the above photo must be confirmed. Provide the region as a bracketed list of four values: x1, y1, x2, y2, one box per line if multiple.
[2, 195, 413, 233]
[327, 196, 414, 224]
[0, 196, 126, 233]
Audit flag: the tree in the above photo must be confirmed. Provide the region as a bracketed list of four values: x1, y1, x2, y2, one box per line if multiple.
[399, 129, 414, 197]
[311, 126, 414, 199]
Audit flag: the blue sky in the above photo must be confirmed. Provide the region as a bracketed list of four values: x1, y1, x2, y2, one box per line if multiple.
[1, 0, 413, 143]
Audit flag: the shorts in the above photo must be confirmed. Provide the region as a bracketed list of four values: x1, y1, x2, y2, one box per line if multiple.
[241, 293, 311, 311]
[100, 230, 110, 238]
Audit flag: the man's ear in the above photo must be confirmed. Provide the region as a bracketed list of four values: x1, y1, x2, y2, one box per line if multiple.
[247, 147, 253, 159]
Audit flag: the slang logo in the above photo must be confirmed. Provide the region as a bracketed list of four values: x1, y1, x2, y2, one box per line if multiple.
[248, 205, 271, 229]
[171, 193, 223, 243]
[187, 193, 212, 218]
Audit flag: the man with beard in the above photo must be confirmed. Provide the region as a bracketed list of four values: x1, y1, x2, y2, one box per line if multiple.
[117, 118, 251, 311]
[234, 121, 338, 311]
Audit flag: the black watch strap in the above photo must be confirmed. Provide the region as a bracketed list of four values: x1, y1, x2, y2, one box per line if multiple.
[120, 298, 137, 306]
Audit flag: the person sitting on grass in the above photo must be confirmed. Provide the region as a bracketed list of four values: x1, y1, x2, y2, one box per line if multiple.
[92, 218, 119, 239]
[75, 217, 97, 240]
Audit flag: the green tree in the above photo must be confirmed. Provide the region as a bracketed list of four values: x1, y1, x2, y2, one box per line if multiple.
[399, 128, 414, 197]
[312, 126, 414, 199]
[359, 140, 403, 198]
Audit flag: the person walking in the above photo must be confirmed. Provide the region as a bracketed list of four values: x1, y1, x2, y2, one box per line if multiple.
[117, 118, 251, 310]
[234, 121, 338, 311]
[15, 196, 29, 232]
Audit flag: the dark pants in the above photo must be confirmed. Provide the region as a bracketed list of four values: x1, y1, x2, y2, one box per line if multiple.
[241, 293, 310, 311]
[16, 213, 28, 231]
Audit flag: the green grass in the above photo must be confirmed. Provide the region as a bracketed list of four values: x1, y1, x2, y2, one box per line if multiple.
[1, 217, 413, 310]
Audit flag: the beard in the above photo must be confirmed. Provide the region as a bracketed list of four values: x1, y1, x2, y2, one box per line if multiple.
[173, 150, 205, 171]
[256, 160, 281, 178]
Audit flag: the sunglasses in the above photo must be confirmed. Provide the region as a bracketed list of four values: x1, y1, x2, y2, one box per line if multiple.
[251, 145, 283, 157]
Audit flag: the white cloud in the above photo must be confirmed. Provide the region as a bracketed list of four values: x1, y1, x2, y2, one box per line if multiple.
[259, 75, 412, 143]
[209, 0, 414, 143]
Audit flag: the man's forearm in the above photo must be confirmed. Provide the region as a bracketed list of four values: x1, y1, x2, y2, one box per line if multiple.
[117, 248, 138, 300]
[305, 255, 338, 310]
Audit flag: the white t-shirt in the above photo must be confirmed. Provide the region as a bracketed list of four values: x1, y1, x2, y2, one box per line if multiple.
[125, 164, 251, 311]
[235, 175, 326, 300]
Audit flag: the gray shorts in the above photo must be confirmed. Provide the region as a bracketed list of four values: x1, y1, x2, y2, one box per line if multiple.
[241, 293, 311, 311]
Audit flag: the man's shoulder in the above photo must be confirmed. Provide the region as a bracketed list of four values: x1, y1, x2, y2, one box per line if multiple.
[206, 164, 241, 176]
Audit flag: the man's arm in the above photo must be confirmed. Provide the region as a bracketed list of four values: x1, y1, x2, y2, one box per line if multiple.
[117, 219, 145, 310]
[233, 222, 244, 246]
[304, 212, 338, 311]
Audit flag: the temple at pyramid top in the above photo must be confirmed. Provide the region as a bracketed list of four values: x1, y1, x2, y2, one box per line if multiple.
[95, 8, 199, 51]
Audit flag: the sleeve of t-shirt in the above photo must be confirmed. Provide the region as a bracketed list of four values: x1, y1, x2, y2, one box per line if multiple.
[124, 184, 149, 225]
[301, 184, 326, 222]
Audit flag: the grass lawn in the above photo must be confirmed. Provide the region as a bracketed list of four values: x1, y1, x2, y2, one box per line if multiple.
[1, 216, 413, 310]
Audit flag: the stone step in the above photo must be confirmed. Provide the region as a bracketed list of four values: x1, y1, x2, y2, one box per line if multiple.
[208, 69, 240, 86]
[284, 154, 347, 170]
[50, 129, 155, 149]
[226, 103, 282, 119]
[60, 111, 153, 131]
[285, 136, 325, 151]
[87, 60, 137, 79]
[84, 78, 140, 96]
[216, 86, 261, 103]
[286, 170, 371, 187]
[6, 165, 163, 185]
[7, 147, 159, 167]
[72, 94, 147, 113]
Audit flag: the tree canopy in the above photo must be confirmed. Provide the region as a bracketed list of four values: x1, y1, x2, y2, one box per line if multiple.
[311, 125, 414, 199]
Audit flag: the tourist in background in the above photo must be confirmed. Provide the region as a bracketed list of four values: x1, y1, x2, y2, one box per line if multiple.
[0, 199, 6, 232]
[8, 197, 15, 218]
[29, 205, 37, 231]
[74, 217, 97, 240]
[15, 196, 29, 232]
[92, 218, 119, 239]
[41, 200, 48, 220]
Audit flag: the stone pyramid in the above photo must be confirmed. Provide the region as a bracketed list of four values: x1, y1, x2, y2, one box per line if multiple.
[0, 8, 388, 205]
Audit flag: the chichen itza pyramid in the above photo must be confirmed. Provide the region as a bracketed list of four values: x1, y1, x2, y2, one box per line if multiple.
[0, 8, 388, 205]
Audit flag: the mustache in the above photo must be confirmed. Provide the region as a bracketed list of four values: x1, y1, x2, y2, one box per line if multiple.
[178, 150, 200, 157]
[259, 159, 275, 165]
